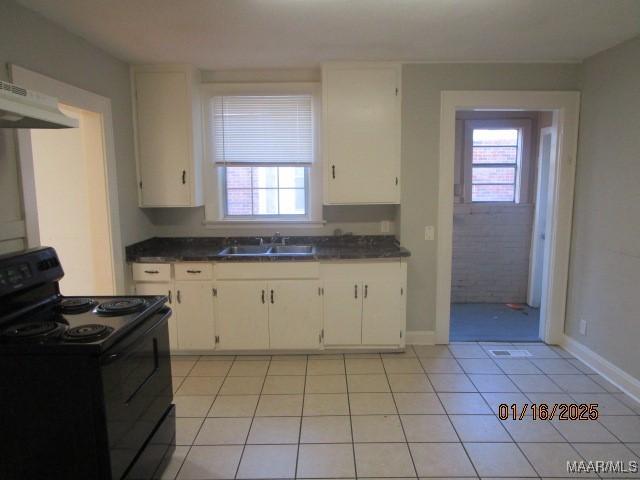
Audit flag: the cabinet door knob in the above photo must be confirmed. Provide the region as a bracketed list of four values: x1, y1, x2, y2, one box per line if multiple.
[354, 284, 358, 299]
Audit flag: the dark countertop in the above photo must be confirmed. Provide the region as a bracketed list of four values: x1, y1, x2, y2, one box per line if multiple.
[126, 236, 411, 262]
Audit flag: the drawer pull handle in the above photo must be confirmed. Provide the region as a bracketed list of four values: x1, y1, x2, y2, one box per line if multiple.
[270, 289, 274, 304]
[364, 285, 368, 298]
[168, 290, 172, 304]
[354, 284, 358, 299]
[261, 290, 265, 304]
[177, 290, 181, 304]
[186, 270, 202, 274]
[332, 165, 336, 179]
[144, 270, 159, 274]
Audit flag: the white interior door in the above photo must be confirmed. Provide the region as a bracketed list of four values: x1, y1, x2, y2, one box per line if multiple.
[323, 280, 363, 345]
[215, 281, 269, 350]
[268, 280, 322, 349]
[528, 126, 556, 308]
[362, 278, 402, 345]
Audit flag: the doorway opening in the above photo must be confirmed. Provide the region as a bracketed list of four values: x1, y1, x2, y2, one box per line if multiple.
[435, 91, 580, 346]
[449, 110, 556, 342]
[12, 65, 124, 294]
[29, 105, 114, 295]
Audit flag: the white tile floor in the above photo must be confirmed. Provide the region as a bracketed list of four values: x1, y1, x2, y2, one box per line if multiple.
[145, 343, 640, 479]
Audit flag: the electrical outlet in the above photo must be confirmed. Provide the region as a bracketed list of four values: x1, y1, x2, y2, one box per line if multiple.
[579, 318, 587, 335]
[380, 220, 390, 233]
[424, 225, 435, 241]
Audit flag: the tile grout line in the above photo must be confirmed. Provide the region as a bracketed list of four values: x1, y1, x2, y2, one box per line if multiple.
[381, 345, 419, 479]
[173, 355, 235, 480]
[293, 355, 309, 480]
[343, 353, 358, 480]
[233, 356, 272, 480]
[432, 344, 483, 480]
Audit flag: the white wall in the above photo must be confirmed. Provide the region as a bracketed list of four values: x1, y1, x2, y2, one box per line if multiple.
[0, 0, 152, 260]
[564, 35, 640, 379]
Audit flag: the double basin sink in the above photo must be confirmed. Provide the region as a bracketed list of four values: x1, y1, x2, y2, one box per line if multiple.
[218, 244, 316, 257]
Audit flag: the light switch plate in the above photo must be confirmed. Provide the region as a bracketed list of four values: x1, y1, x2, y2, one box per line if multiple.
[424, 225, 435, 241]
[579, 318, 587, 335]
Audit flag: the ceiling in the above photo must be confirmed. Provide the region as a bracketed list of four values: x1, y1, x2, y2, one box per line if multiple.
[16, 0, 640, 70]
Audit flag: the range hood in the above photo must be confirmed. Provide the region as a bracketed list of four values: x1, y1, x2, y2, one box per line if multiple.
[0, 80, 78, 129]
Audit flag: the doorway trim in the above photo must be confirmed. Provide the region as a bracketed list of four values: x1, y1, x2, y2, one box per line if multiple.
[436, 91, 580, 344]
[11, 65, 125, 294]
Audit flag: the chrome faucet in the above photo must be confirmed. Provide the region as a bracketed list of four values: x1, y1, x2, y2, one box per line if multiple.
[255, 237, 264, 246]
[270, 232, 288, 245]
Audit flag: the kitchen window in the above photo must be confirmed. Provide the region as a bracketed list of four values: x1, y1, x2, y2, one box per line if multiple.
[462, 119, 532, 203]
[205, 87, 321, 223]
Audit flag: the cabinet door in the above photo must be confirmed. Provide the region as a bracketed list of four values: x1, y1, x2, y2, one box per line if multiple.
[324, 66, 401, 204]
[174, 281, 215, 350]
[215, 281, 269, 350]
[323, 280, 362, 346]
[361, 279, 402, 346]
[134, 70, 191, 207]
[135, 282, 178, 351]
[268, 280, 322, 350]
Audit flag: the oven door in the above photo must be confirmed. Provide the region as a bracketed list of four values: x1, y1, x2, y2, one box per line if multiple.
[101, 308, 173, 480]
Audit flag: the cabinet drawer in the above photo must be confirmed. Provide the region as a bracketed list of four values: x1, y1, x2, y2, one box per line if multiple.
[132, 263, 171, 282]
[175, 263, 213, 281]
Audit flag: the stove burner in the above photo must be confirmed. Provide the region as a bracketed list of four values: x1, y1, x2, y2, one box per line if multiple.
[60, 297, 96, 314]
[1, 321, 62, 339]
[96, 298, 147, 316]
[62, 324, 114, 342]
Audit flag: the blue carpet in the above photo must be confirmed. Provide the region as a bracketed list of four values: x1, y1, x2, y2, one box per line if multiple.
[450, 303, 540, 342]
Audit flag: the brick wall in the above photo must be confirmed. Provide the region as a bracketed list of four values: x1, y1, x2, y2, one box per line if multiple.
[451, 203, 533, 303]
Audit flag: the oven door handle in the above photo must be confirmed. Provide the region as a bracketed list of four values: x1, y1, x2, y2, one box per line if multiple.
[101, 311, 168, 365]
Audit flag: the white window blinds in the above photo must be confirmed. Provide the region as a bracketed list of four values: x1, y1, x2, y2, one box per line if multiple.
[212, 95, 313, 166]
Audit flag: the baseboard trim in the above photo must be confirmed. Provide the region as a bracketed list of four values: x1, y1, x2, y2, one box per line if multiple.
[406, 330, 436, 345]
[560, 334, 640, 403]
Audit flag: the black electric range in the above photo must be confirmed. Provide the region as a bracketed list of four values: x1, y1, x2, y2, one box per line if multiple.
[0, 247, 175, 480]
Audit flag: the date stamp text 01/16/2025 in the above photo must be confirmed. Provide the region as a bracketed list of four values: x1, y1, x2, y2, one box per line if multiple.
[498, 403, 599, 421]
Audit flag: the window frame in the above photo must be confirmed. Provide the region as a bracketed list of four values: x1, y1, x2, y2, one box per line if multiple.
[202, 82, 323, 225]
[221, 166, 310, 218]
[462, 118, 532, 204]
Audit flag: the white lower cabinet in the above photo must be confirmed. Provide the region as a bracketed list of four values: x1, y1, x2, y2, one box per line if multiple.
[214, 280, 322, 350]
[214, 281, 269, 350]
[268, 280, 322, 350]
[323, 279, 362, 346]
[133, 259, 406, 352]
[322, 262, 406, 348]
[134, 282, 179, 351]
[174, 281, 215, 350]
[361, 278, 402, 345]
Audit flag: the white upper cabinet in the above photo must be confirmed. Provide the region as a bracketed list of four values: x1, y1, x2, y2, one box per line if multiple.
[323, 63, 401, 205]
[131, 64, 204, 207]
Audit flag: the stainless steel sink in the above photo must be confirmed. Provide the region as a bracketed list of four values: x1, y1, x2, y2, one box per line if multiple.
[268, 245, 315, 255]
[218, 245, 271, 256]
